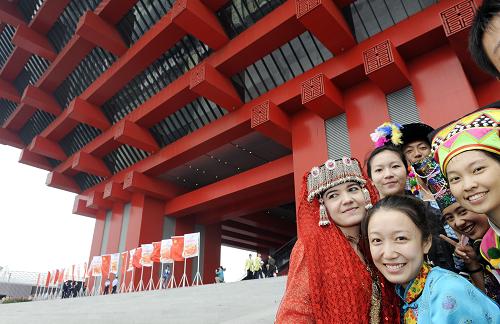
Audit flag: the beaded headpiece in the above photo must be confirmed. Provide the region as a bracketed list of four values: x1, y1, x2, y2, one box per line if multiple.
[411, 156, 456, 212]
[307, 158, 370, 226]
[431, 108, 499, 175]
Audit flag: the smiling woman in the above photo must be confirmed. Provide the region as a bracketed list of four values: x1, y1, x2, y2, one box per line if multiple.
[363, 195, 500, 323]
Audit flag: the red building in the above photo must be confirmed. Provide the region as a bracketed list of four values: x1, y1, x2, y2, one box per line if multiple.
[0, 0, 497, 285]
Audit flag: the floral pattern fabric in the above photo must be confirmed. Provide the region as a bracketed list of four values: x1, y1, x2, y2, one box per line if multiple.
[396, 266, 500, 323]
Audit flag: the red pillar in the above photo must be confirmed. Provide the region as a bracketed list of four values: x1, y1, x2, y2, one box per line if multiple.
[409, 45, 478, 127]
[291, 109, 328, 218]
[87, 210, 105, 292]
[123, 193, 165, 289]
[105, 203, 124, 254]
[344, 81, 390, 162]
[202, 223, 221, 284]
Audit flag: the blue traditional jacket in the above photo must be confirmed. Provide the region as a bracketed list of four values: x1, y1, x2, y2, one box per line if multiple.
[396, 266, 500, 323]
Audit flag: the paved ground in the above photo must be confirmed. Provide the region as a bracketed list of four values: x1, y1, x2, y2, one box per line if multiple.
[0, 276, 287, 324]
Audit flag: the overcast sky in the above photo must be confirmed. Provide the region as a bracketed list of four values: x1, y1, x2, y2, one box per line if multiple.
[0, 144, 251, 282]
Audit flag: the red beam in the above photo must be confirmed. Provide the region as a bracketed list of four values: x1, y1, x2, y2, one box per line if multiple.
[165, 155, 293, 217]
[251, 100, 291, 149]
[12, 24, 57, 61]
[18, 149, 52, 171]
[296, 0, 355, 55]
[123, 171, 185, 200]
[171, 0, 229, 50]
[221, 232, 280, 249]
[86, 190, 113, 210]
[28, 136, 66, 161]
[71, 151, 111, 178]
[0, 78, 20, 103]
[46, 171, 81, 193]
[0, 48, 31, 81]
[21, 85, 61, 116]
[73, 196, 98, 218]
[363, 40, 410, 93]
[76, 11, 127, 57]
[189, 63, 242, 111]
[114, 120, 159, 153]
[221, 224, 289, 245]
[301, 73, 343, 119]
[0, 2, 25, 26]
[3, 103, 36, 131]
[197, 185, 295, 224]
[103, 181, 131, 203]
[0, 127, 23, 148]
[41, 97, 110, 141]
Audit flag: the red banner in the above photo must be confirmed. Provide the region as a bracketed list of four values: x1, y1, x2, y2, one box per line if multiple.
[101, 255, 111, 278]
[45, 271, 51, 287]
[151, 241, 161, 263]
[120, 252, 128, 278]
[53, 269, 59, 285]
[58, 269, 65, 284]
[171, 236, 184, 261]
[133, 247, 142, 268]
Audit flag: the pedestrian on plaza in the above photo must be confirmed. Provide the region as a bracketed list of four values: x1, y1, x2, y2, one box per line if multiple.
[103, 277, 110, 295]
[253, 253, 264, 279]
[244, 254, 253, 280]
[215, 266, 226, 283]
[112, 277, 118, 294]
[162, 265, 171, 289]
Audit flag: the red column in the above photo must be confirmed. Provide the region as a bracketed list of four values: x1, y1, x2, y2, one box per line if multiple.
[123, 193, 165, 288]
[409, 45, 478, 127]
[291, 110, 328, 217]
[105, 203, 124, 254]
[202, 223, 221, 284]
[344, 81, 390, 162]
[87, 209, 106, 292]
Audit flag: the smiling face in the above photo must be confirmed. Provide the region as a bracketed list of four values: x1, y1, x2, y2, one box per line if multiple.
[446, 150, 500, 219]
[403, 140, 431, 164]
[322, 182, 368, 228]
[368, 208, 432, 288]
[442, 202, 489, 240]
[369, 150, 408, 198]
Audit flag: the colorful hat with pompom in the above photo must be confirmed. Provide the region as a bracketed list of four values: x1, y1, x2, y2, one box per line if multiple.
[430, 108, 499, 175]
[370, 122, 403, 147]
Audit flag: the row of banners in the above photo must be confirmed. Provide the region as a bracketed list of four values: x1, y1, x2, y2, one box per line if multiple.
[39, 233, 200, 288]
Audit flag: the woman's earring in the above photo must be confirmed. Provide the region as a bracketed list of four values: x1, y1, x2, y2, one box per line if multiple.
[362, 188, 373, 209]
[425, 254, 434, 266]
[318, 198, 330, 227]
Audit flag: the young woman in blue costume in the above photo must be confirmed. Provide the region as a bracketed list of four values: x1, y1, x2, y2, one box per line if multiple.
[363, 195, 499, 323]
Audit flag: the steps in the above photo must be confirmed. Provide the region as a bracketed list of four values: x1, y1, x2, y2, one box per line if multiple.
[0, 276, 287, 324]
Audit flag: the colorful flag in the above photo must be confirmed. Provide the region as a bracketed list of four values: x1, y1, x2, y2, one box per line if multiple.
[58, 269, 65, 284]
[182, 232, 200, 258]
[71, 264, 75, 281]
[127, 249, 136, 271]
[141, 244, 154, 267]
[110, 253, 120, 274]
[171, 236, 184, 261]
[101, 255, 111, 278]
[53, 269, 60, 285]
[36, 273, 40, 286]
[120, 252, 128, 277]
[133, 247, 142, 268]
[160, 239, 173, 263]
[90, 256, 102, 277]
[45, 271, 51, 287]
[151, 242, 161, 263]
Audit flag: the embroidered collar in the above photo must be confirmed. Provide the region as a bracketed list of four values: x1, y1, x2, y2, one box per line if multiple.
[396, 263, 431, 324]
[488, 219, 500, 236]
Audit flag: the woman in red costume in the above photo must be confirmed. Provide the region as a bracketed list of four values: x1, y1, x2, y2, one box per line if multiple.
[275, 157, 399, 323]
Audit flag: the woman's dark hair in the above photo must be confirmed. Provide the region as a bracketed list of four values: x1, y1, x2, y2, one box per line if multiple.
[469, 0, 500, 78]
[483, 150, 500, 164]
[361, 195, 431, 242]
[365, 145, 408, 178]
